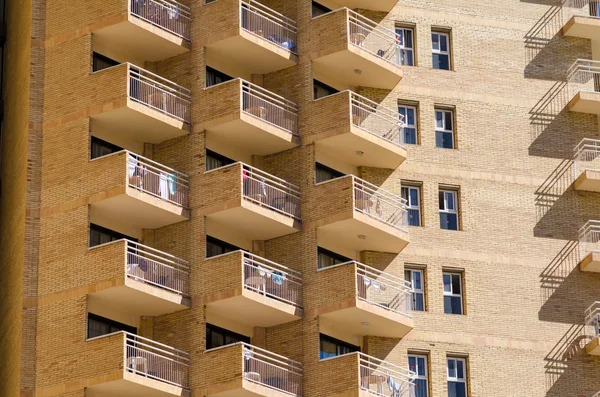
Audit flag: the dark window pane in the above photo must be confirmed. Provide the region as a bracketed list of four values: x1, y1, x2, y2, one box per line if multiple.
[408, 209, 421, 226]
[440, 212, 458, 230]
[317, 247, 350, 269]
[89, 224, 136, 247]
[316, 163, 344, 183]
[91, 137, 122, 159]
[319, 334, 359, 359]
[405, 108, 415, 125]
[433, 53, 450, 70]
[415, 379, 428, 397]
[414, 293, 425, 311]
[440, 35, 448, 52]
[314, 79, 339, 99]
[443, 274, 452, 292]
[444, 296, 462, 314]
[206, 149, 235, 171]
[312, 1, 331, 17]
[444, 112, 453, 131]
[456, 359, 464, 379]
[206, 323, 249, 349]
[93, 52, 119, 72]
[436, 131, 454, 149]
[452, 274, 461, 294]
[206, 66, 233, 87]
[405, 29, 413, 48]
[87, 313, 136, 339]
[404, 127, 417, 144]
[439, 191, 445, 210]
[401, 49, 413, 66]
[206, 236, 240, 258]
[448, 382, 466, 397]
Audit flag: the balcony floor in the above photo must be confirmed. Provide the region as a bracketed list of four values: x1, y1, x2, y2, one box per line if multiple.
[87, 371, 187, 397]
[574, 170, 600, 192]
[568, 91, 600, 114]
[586, 336, 600, 355]
[580, 252, 600, 273]
[563, 16, 600, 40]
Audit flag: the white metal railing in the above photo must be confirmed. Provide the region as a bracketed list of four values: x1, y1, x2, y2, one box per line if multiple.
[562, 0, 600, 26]
[243, 252, 303, 308]
[353, 176, 408, 232]
[573, 138, 600, 179]
[359, 353, 416, 397]
[130, 0, 191, 40]
[128, 64, 191, 123]
[593, 392, 600, 397]
[241, 0, 297, 53]
[585, 302, 600, 340]
[242, 343, 303, 396]
[578, 220, 600, 260]
[347, 9, 402, 67]
[241, 80, 299, 135]
[127, 152, 190, 207]
[351, 92, 405, 147]
[126, 240, 190, 297]
[567, 59, 600, 101]
[242, 163, 301, 220]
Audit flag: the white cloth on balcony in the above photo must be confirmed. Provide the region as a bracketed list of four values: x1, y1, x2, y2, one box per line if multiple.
[159, 172, 169, 200]
[128, 156, 138, 177]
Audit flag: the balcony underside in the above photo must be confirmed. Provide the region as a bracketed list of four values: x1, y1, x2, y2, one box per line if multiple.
[574, 170, 600, 192]
[563, 16, 600, 40]
[90, 187, 189, 230]
[206, 378, 293, 397]
[92, 100, 189, 145]
[312, 48, 402, 89]
[206, 32, 298, 75]
[206, 201, 301, 241]
[318, 212, 409, 253]
[586, 336, 600, 355]
[93, 16, 189, 62]
[568, 91, 600, 114]
[580, 252, 600, 272]
[313, 126, 406, 169]
[207, 290, 302, 328]
[333, 0, 397, 12]
[205, 113, 299, 157]
[89, 278, 189, 318]
[319, 300, 413, 338]
[87, 371, 187, 397]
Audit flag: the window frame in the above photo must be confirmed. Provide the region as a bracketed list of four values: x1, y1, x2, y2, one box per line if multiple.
[87, 313, 137, 339]
[206, 149, 235, 171]
[434, 108, 455, 149]
[317, 246, 352, 269]
[89, 223, 137, 247]
[398, 103, 418, 145]
[439, 188, 459, 230]
[446, 357, 468, 396]
[442, 271, 464, 315]
[408, 353, 429, 397]
[206, 235, 242, 258]
[206, 66, 234, 87]
[319, 333, 360, 360]
[206, 323, 250, 350]
[313, 79, 339, 100]
[396, 26, 415, 66]
[431, 31, 451, 71]
[90, 136, 122, 160]
[404, 268, 425, 311]
[92, 52, 119, 73]
[312, 1, 332, 17]
[315, 162, 345, 183]
[401, 184, 422, 227]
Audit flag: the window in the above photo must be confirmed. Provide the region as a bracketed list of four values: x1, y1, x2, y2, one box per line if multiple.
[401, 185, 421, 226]
[316, 163, 344, 183]
[206, 66, 233, 87]
[319, 334, 359, 359]
[432, 31, 451, 70]
[91, 136, 122, 159]
[206, 323, 250, 349]
[591, 1, 600, 17]
[89, 224, 136, 247]
[87, 313, 136, 339]
[408, 354, 429, 397]
[318, 247, 351, 269]
[92, 52, 119, 72]
[439, 189, 459, 231]
[404, 268, 424, 311]
[396, 27, 414, 66]
[313, 79, 339, 99]
[398, 104, 417, 145]
[435, 108, 454, 149]
[312, 1, 332, 17]
[447, 357, 467, 397]
[206, 235, 241, 258]
[206, 149, 235, 171]
[443, 272, 463, 315]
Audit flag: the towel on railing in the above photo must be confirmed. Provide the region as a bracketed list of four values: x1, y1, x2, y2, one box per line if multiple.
[168, 173, 177, 195]
[387, 375, 404, 397]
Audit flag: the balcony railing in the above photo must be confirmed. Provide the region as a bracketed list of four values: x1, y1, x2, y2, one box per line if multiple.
[128, 64, 192, 123]
[578, 220, 600, 260]
[567, 59, 600, 101]
[241, 0, 298, 53]
[243, 252, 303, 308]
[348, 9, 402, 67]
[351, 92, 405, 147]
[359, 353, 416, 396]
[130, 0, 192, 40]
[242, 163, 301, 220]
[354, 177, 408, 232]
[593, 392, 600, 397]
[126, 240, 190, 297]
[562, 0, 600, 25]
[242, 343, 303, 396]
[242, 80, 299, 135]
[127, 152, 190, 207]
[573, 138, 600, 179]
[585, 301, 600, 339]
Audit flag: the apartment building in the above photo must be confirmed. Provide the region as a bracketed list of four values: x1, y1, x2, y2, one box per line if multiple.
[3, 0, 600, 396]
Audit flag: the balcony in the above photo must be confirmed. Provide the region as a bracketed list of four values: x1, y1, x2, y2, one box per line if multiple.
[204, 251, 302, 327]
[202, 79, 299, 157]
[93, 0, 191, 62]
[91, 64, 191, 145]
[203, 343, 302, 397]
[562, 0, 600, 40]
[88, 239, 190, 317]
[330, 0, 398, 13]
[314, 176, 409, 253]
[90, 151, 190, 230]
[567, 59, 600, 114]
[310, 9, 402, 89]
[203, 163, 301, 240]
[86, 332, 190, 397]
[573, 139, 600, 192]
[578, 221, 600, 272]
[202, 0, 298, 75]
[585, 302, 600, 355]
[307, 91, 406, 169]
[316, 262, 413, 338]
[317, 353, 416, 397]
